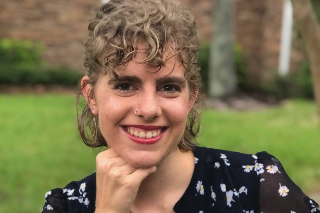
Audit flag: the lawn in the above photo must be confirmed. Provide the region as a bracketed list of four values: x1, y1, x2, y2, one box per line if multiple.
[0, 94, 319, 213]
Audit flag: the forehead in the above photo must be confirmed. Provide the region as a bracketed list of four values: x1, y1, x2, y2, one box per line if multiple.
[112, 42, 185, 77]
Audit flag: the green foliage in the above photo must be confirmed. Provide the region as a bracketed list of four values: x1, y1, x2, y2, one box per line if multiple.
[0, 66, 83, 86]
[234, 44, 247, 87]
[258, 60, 314, 99]
[0, 38, 82, 86]
[198, 42, 210, 92]
[291, 60, 314, 98]
[311, 0, 320, 22]
[0, 38, 44, 70]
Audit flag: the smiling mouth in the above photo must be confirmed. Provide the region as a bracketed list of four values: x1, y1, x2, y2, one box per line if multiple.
[124, 126, 166, 139]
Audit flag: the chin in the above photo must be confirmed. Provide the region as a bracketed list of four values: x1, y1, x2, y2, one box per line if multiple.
[124, 154, 163, 169]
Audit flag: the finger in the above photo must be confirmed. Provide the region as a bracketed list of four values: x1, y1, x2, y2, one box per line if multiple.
[96, 156, 128, 171]
[128, 166, 157, 185]
[117, 164, 138, 175]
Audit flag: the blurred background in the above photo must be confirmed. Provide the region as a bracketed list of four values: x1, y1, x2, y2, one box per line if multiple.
[0, 0, 319, 212]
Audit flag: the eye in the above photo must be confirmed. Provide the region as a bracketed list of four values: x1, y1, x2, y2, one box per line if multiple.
[160, 85, 181, 93]
[114, 83, 134, 91]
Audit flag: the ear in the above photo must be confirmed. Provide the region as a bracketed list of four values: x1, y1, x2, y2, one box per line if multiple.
[188, 88, 199, 112]
[81, 75, 98, 115]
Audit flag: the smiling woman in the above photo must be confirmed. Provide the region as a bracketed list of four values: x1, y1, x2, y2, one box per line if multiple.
[41, 0, 320, 212]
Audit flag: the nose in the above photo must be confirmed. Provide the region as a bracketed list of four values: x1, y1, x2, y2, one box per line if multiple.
[137, 90, 162, 120]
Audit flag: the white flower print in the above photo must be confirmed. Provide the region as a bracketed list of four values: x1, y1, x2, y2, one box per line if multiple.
[254, 163, 264, 175]
[79, 197, 83, 203]
[220, 154, 230, 166]
[233, 189, 239, 197]
[260, 178, 265, 182]
[266, 165, 280, 174]
[84, 198, 90, 206]
[226, 190, 235, 207]
[211, 186, 216, 201]
[254, 163, 263, 170]
[45, 191, 52, 198]
[243, 210, 254, 213]
[199, 211, 204, 213]
[310, 200, 320, 212]
[68, 196, 78, 200]
[243, 165, 254, 173]
[196, 181, 205, 195]
[214, 162, 220, 169]
[210, 186, 216, 206]
[220, 154, 227, 159]
[80, 182, 86, 192]
[252, 155, 258, 160]
[63, 182, 90, 208]
[195, 157, 199, 164]
[291, 211, 296, 213]
[220, 184, 227, 192]
[278, 184, 289, 197]
[44, 204, 53, 210]
[64, 189, 74, 196]
[239, 186, 248, 195]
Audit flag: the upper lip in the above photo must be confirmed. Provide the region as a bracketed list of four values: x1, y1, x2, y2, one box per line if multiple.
[123, 125, 166, 130]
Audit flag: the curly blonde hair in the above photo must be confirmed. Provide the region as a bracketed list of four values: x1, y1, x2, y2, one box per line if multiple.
[77, 0, 201, 151]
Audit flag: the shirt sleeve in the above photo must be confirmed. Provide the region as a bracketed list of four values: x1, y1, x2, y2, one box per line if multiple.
[256, 151, 320, 213]
[42, 188, 69, 213]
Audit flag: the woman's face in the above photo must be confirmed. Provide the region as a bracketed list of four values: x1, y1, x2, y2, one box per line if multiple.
[83, 45, 197, 168]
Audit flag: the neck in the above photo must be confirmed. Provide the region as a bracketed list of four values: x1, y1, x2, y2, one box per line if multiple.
[133, 147, 195, 210]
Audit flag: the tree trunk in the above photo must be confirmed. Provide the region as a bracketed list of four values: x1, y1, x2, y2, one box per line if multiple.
[291, 0, 320, 122]
[208, 0, 236, 98]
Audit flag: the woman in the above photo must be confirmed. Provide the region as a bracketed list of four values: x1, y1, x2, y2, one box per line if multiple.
[42, 0, 320, 212]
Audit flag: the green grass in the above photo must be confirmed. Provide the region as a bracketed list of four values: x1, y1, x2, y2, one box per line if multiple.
[0, 94, 319, 213]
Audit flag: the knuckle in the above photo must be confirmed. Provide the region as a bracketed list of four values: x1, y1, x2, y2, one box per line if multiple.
[95, 153, 104, 164]
[96, 159, 114, 171]
[110, 168, 122, 178]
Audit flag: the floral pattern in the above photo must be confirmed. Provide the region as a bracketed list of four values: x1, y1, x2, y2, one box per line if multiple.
[196, 181, 205, 195]
[42, 147, 320, 213]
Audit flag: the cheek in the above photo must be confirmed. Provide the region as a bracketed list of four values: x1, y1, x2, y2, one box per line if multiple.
[163, 98, 190, 126]
[96, 95, 131, 133]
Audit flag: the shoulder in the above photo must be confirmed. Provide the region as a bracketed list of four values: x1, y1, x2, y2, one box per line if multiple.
[194, 146, 258, 167]
[42, 173, 96, 213]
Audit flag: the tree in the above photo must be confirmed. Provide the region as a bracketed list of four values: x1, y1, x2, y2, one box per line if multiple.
[208, 0, 237, 98]
[291, 0, 320, 121]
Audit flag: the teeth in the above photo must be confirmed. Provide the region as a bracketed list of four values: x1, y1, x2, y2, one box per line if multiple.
[127, 127, 162, 138]
[152, 131, 157, 137]
[146, 132, 152, 138]
[139, 132, 145, 138]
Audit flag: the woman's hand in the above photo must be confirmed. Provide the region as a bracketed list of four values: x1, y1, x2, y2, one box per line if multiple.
[95, 149, 156, 213]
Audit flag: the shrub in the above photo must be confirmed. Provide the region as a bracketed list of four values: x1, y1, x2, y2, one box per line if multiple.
[0, 38, 82, 86]
[0, 38, 44, 70]
[290, 60, 314, 98]
[198, 42, 314, 99]
[249, 60, 314, 100]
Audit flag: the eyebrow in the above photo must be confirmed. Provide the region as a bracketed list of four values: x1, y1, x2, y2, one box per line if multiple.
[107, 75, 142, 85]
[107, 74, 187, 88]
[155, 76, 187, 88]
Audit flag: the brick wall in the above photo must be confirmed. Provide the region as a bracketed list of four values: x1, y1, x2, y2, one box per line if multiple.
[0, 0, 100, 72]
[0, 0, 305, 83]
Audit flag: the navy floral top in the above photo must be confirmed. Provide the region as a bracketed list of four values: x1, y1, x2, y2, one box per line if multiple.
[42, 147, 320, 213]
